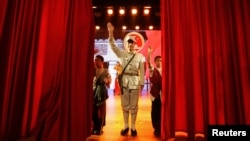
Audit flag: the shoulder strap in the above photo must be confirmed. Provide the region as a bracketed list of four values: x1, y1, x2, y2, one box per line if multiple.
[121, 53, 136, 75]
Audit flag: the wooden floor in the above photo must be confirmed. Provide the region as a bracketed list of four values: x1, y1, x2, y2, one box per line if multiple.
[86, 90, 161, 141]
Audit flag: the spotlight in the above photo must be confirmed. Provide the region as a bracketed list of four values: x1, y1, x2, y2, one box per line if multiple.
[107, 8, 113, 15]
[144, 9, 150, 15]
[119, 8, 125, 15]
[95, 26, 100, 30]
[131, 8, 137, 15]
[122, 26, 127, 30]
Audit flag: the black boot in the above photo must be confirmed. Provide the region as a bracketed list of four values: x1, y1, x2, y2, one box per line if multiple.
[131, 129, 137, 136]
[120, 128, 129, 136]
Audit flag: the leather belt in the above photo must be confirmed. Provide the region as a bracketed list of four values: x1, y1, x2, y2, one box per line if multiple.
[123, 72, 139, 76]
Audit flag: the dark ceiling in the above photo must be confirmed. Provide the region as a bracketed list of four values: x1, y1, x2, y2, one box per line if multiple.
[92, 0, 160, 7]
[92, 0, 160, 30]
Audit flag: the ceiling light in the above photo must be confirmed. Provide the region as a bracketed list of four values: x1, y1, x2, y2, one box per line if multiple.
[144, 9, 150, 15]
[131, 8, 137, 15]
[107, 9, 113, 15]
[122, 26, 127, 30]
[119, 8, 125, 15]
[144, 6, 152, 9]
[95, 26, 100, 30]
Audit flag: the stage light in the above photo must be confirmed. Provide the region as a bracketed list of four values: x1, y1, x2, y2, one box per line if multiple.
[131, 8, 137, 15]
[122, 26, 127, 30]
[107, 8, 113, 15]
[92, 1, 161, 30]
[135, 25, 140, 30]
[119, 8, 125, 15]
[95, 26, 100, 30]
[144, 9, 150, 15]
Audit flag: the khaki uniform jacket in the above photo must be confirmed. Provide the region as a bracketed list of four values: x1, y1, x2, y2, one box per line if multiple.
[109, 38, 145, 89]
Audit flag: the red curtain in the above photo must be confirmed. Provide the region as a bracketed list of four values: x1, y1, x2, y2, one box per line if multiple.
[0, 0, 94, 141]
[161, 0, 250, 140]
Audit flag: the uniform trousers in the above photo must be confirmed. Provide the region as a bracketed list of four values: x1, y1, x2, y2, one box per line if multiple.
[121, 88, 139, 128]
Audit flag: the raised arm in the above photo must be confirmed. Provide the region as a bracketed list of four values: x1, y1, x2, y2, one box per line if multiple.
[107, 22, 123, 57]
[107, 22, 114, 39]
[139, 54, 145, 91]
[147, 46, 153, 69]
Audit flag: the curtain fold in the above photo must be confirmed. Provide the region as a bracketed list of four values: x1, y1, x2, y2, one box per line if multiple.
[0, 0, 94, 140]
[161, 0, 250, 140]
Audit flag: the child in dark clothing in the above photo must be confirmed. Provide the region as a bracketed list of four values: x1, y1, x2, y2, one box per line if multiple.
[147, 46, 162, 137]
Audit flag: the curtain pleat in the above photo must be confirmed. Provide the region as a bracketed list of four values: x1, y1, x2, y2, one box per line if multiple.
[0, 0, 94, 140]
[161, 0, 250, 140]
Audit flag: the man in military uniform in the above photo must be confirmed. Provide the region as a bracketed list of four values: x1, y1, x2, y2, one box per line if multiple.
[107, 22, 145, 137]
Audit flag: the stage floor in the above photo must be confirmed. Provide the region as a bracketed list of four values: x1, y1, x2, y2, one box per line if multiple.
[86, 90, 161, 141]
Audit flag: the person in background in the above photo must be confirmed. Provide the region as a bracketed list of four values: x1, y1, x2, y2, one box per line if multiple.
[147, 46, 162, 137]
[92, 55, 112, 135]
[113, 61, 122, 95]
[107, 22, 145, 137]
